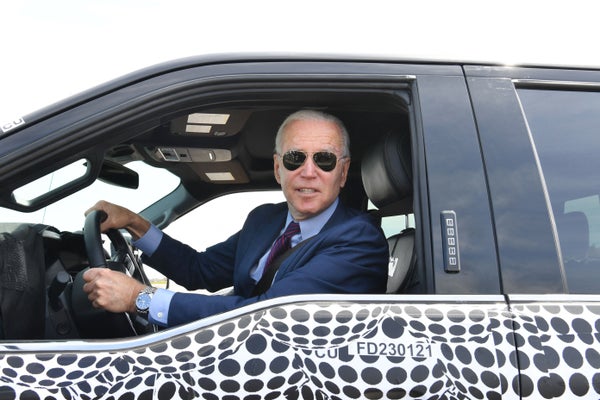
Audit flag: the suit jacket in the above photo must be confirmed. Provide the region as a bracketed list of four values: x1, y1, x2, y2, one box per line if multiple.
[144, 201, 389, 326]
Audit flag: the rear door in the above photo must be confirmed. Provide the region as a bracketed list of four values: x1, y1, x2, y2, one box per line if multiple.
[467, 65, 600, 398]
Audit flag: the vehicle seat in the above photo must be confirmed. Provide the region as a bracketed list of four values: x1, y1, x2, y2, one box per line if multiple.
[556, 210, 600, 292]
[557, 211, 589, 262]
[386, 226, 416, 293]
[0, 223, 47, 339]
[361, 131, 414, 293]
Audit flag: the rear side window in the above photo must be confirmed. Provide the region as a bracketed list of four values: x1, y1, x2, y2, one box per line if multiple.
[518, 88, 600, 293]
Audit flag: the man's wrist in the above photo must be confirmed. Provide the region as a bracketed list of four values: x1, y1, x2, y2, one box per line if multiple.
[126, 217, 151, 240]
[129, 282, 147, 313]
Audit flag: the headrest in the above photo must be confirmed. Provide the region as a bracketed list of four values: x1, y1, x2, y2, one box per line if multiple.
[361, 132, 412, 213]
[558, 211, 589, 261]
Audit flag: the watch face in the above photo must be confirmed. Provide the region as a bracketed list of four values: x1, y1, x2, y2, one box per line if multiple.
[136, 293, 152, 310]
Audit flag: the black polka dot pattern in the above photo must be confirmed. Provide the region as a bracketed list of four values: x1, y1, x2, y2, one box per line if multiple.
[0, 298, 598, 399]
[510, 300, 600, 399]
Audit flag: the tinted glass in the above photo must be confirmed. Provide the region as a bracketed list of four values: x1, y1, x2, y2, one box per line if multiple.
[519, 88, 600, 293]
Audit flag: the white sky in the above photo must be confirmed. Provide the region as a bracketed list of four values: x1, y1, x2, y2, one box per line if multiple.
[1, 0, 598, 282]
[1, 0, 599, 122]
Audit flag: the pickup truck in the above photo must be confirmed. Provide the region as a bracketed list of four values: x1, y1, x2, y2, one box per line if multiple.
[0, 55, 598, 399]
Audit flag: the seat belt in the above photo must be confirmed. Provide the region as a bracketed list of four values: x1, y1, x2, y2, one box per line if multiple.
[252, 237, 315, 296]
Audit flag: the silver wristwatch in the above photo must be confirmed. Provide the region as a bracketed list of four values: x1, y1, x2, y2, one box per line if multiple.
[135, 286, 157, 315]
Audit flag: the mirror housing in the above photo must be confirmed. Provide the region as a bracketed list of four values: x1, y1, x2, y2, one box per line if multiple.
[97, 160, 139, 189]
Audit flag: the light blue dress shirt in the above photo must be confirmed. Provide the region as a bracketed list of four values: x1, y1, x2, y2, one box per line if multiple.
[133, 199, 339, 326]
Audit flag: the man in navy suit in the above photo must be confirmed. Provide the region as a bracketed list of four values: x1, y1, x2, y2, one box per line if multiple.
[83, 110, 389, 327]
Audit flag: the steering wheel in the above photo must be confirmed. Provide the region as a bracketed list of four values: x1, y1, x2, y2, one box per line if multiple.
[71, 210, 156, 338]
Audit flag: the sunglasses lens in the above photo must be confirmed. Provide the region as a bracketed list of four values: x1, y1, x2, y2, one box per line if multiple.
[282, 151, 306, 171]
[281, 151, 339, 171]
[313, 152, 337, 171]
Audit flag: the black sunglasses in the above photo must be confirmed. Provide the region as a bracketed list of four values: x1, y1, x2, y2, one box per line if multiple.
[280, 150, 345, 172]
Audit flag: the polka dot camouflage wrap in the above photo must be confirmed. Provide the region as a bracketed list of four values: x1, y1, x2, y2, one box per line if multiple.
[0, 297, 598, 399]
[509, 300, 600, 399]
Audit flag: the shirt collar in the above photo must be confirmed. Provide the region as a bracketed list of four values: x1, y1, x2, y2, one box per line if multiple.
[285, 198, 339, 241]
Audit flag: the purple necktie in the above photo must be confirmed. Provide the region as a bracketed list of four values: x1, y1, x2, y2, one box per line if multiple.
[264, 221, 300, 271]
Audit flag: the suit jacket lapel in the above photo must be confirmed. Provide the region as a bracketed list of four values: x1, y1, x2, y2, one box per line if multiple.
[273, 201, 349, 280]
[235, 203, 288, 295]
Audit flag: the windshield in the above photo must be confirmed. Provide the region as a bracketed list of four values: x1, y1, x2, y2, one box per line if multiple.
[0, 161, 180, 232]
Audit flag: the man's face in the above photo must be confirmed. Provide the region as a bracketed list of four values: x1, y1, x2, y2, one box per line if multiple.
[274, 118, 350, 221]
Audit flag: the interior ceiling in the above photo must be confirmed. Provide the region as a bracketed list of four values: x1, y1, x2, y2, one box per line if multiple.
[107, 90, 410, 206]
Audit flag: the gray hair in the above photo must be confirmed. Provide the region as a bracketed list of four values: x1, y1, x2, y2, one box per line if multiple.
[274, 110, 350, 157]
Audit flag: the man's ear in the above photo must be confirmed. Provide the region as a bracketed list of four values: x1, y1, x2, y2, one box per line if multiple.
[273, 154, 282, 184]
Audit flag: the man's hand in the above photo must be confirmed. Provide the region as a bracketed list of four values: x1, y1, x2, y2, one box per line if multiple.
[82, 268, 145, 314]
[85, 200, 151, 240]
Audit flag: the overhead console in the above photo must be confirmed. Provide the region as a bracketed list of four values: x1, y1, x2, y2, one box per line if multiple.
[169, 110, 251, 138]
[153, 147, 232, 163]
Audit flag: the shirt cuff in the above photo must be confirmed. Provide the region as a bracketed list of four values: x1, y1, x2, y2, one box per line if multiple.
[148, 288, 174, 327]
[132, 224, 163, 256]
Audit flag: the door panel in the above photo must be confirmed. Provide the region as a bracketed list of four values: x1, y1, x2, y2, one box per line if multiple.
[508, 295, 600, 399]
[416, 75, 499, 294]
[0, 295, 517, 399]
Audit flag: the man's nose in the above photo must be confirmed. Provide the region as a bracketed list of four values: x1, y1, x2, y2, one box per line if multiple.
[300, 155, 318, 176]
